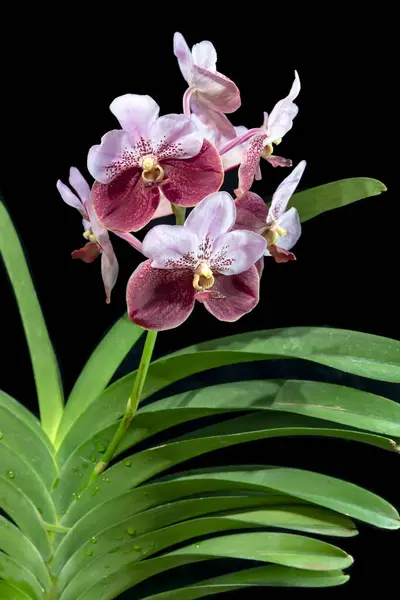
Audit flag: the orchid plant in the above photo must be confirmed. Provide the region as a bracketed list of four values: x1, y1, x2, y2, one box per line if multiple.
[0, 31, 399, 600]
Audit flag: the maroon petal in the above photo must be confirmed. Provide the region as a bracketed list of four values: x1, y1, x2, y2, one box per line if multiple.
[269, 244, 296, 263]
[161, 140, 223, 207]
[235, 192, 268, 234]
[203, 265, 260, 322]
[71, 242, 100, 263]
[126, 259, 196, 331]
[266, 155, 292, 168]
[92, 167, 160, 232]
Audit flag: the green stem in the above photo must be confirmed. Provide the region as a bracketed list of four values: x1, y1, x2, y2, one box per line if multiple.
[88, 330, 157, 483]
[172, 204, 186, 225]
[43, 522, 70, 534]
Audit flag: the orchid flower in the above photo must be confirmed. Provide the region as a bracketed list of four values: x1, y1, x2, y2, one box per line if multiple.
[235, 161, 306, 263]
[127, 191, 266, 331]
[173, 32, 240, 149]
[220, 71, 300, 195]
[88, 94, 223, 232]
[56, 168, 119, 303]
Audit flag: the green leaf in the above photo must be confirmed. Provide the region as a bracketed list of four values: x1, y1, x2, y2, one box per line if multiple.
[0, 393, 58, 489]
[58, 532, 352, 600]
[289, 177, 386, 222]
[0, 199, 63, 442]
[0, 390, 53, 452]
[53, 496, 355, 577]
[0, 582, 33, 600]
[55, 316, 143, 448]
[0, 550, 46, 600]
[0, 476, 51, 560]
[0, 516, 51, 592]
[141, 566, 349, 600]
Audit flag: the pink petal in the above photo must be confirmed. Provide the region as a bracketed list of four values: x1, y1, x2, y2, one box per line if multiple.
[210, 230, 266, 275]
[267, 71, 300, 141]
[69, 167, 91, 203]
[235, 192, 268, 234]
[203, 265, 260, 321]
[127, 259, 195, 331]
[86, 196, 115, 261]
[149, 114, 203, 160]
[192, 66, 241, 113]
[110, 94, 159, 141]
[266, 155, 292, 168]
[237, 133, 267, 194]
[151, 192, 173, 220]
[142, 225, 198, 269]
[185, 191, 236, 243]
[162, 139, 223, 207]
[221, 126, 248, 172]
[113, 231, 143, 253]
[268, 245, 296, 263]
[192, 40, 217, 70]
[71, 242, 100, 263]
[56, 179, 87, 218]
[268, 161, 306, 222]
[91, 167, 160, 232]
[173, 32, 193, 84]
[275, 207, 301, 251]
[190, 96, 236, 151]
[101, 249, 119, 304]
[87, 129, 134, 184]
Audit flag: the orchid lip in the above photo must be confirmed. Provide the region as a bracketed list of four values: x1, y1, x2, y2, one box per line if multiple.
[193, 262, 215, 291]
[141, 155, 165, 185]
[83, 229, 97, 244]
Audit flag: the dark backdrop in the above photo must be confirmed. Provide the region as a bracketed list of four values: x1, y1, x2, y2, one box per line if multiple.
[0, 17, 398, 598]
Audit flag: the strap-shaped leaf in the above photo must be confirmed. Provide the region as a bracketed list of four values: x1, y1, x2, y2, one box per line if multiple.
[58, 532, 352, 600]
[141, 565, 349, 600]
[0, 581, 33, 600]
[0, 390, 53, 451]
[55, 316, 143, 448]
[0, 476, 51, 560]
[0, 199, 64, 442]
[0, 516, 51, 592]
[289, 177, 386, 222]
[0, 549, 46, 600]
[53, 497, 355, 577]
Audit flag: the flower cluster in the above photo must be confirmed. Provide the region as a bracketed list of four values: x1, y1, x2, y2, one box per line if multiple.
[57, 33, 305, 328]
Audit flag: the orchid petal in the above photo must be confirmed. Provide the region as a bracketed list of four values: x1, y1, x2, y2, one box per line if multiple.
[267, 70, 300, 141]
[101, 248, 119, 304]
[192, 40, 217, 70]
[267, 245, 296, 263]
[69, 167, 91, 203]
[210, 230, 266, 275]
[221, 125, 248, 171]
[190, 96, 237, 150]
[275, 207, 302, 251]
[110, 94, 159, 141]
[162, 139, 223, 207]
[266, 155, 292, 168]
[71, 242, 100, 263]
[173, 32, 193, 84]
[192, 66, 241, 113]
[237, 133, 267, 194]
[203, 265, 260, 321]
[91, 168, 160, 232]
[268, 160, 306, 222]
[87, 129, 134, 184]
[86, 196, 115, 260]
[127, 259, 195, 331]
[56, 179, 87, 218]
[185, 191, 236, 243]
[151, 193, 173, 220]
[142, 225, 198, 269]
[235, 192, 268, 233]
[149, 114, 203, 160]
[113, 231, 143, 253]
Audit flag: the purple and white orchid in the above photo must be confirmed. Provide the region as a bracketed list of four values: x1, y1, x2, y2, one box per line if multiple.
[174, 32, 240, 150]
[235, 161, 306, 263]
[88, 94, 223, 232]
[56, 168, 119, 303]
[127, 191, 266, 330]
[220, 71, 300, 195]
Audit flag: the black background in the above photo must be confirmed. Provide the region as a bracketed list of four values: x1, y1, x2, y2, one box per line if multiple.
[0, 15, 398, 598]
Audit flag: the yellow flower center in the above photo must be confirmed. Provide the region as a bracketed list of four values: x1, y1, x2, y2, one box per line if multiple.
[261, 138, 282, 159]
[263, 222, 287, 246]
[192, 262, 215, 292]
[83, 229, 97, 244]
[141, 156, 165, 184]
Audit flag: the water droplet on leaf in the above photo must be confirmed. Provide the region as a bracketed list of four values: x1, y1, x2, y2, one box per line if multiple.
[90, 455, 97, 463]
[91, 537, 97, 544]
[127, 527, 136, 536]
[90, 487, 101, 497]
[124, 459, 132, 467]
[0, 432, 4, 440]
[72, 492, 81, 501]
[96, 442, 106, 453]
[85, 550, 93, 557]
[7, 471, 15, 479]
[108, 546, 120, 554]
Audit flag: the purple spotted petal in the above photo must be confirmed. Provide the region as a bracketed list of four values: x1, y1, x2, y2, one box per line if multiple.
[184, 191, 236, 244]
[235, 192, 269, 234]
[142, 225, 198, 269]
[203, 265, 260, 322]
[149, 114, 203, 160]
[210, 230, 266, 275]
[268, 160, 306, 222]
[237, 133, 267, 194]
[87, 129, 134, 184]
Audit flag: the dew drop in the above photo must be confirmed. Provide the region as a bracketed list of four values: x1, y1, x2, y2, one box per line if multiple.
[91, 537, 98, 544]
[132, 545, 141, 552]
[108, 546, 120, 554]
[7, 470, 15, 479]
[127, 527, 136, 536]
[72, 492, 81, 501]
[0, 432, 4, 440]
[96, 442, 106, 453]
[101, 477, 111, 484]
[90, 455, 97, 463]
[124, 459, 132, 467]
[90, 487, 101, 497]
[117, 536, 124, 541]
[61, 508, 67, 515]
[85, 550, 93, 557]
[104, 565, 110, 569]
